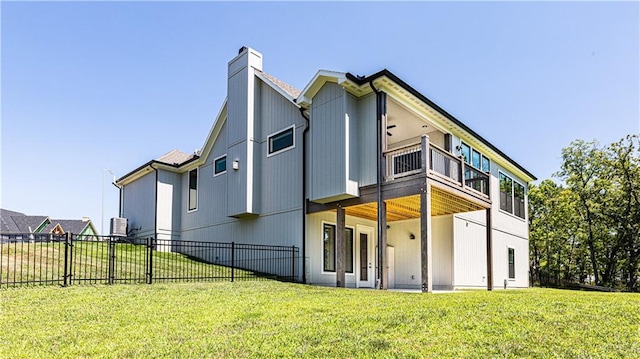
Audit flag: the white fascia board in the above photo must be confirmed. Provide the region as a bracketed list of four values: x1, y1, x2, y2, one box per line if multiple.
[254, 72, 299, 106]
[297, 70, 348, 107]
[117, 100, 228, 187]
[196, 99, 228, 165]
[378, 76, 535, 183]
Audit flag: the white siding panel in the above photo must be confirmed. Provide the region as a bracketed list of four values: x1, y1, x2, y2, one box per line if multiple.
[432, 215, 453, 288]
[453, 215, 488, 288]
[157, 170, 182, 240]
[386, 219, 421, 289]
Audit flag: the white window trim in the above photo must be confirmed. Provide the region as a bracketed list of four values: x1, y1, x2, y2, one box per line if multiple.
[267, 125, 296, 157]
[321, 221, 356, 275]
[498, 171, 526, 222]
[213, 154, 227, 177]
[187, 167, 199, 213]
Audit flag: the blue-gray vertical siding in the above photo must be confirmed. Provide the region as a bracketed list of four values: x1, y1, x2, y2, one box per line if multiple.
[357, 94, 378, 187]
[177, 76, 304, 280]
[122, 171, 156, 238]
[308, 82, 348, 202]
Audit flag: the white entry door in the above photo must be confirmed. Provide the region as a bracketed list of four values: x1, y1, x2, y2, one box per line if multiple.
[357, 226, 375, 288]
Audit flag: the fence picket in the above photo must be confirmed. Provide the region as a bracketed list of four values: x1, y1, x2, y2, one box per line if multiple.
[0, 234, 299, 287]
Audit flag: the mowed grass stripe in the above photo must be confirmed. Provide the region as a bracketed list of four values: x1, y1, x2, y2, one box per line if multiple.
[1, 282, 639, 358]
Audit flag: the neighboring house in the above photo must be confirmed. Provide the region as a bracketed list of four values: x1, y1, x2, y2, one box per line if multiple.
[116, 47, 536, 291]
[0, 208, 98, 239]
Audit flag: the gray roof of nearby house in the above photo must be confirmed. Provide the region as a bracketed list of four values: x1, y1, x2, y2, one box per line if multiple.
[0, 209, 23, 233]
[42, 219, 92, 235]
[0, 209, 48, 234]
[0, 208, 94, 235]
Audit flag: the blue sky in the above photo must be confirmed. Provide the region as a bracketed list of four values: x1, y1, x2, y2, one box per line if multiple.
[2, 2, 638, 234]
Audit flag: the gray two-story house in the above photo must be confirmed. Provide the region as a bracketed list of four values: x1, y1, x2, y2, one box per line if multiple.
[116, 47, 536, 292]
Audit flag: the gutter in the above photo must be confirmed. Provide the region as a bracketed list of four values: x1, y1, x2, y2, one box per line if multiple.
[346, 70, 537, 181]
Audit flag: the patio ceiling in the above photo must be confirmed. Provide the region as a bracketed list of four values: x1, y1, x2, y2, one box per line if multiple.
[343, 187, 486, 222]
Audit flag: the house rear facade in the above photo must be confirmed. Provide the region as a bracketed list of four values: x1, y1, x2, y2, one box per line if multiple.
[116, 47, 536, 291]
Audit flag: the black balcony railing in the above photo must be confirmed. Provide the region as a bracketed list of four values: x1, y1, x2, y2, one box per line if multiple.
[384, 137, 490, 197]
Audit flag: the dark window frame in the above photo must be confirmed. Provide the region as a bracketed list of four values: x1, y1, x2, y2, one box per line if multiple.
[268, 126, 295, 156]
[322, 223, 354, 274]
[214, 155, 227, 176]
[508, 247, 515, 279]
[188, 168, 198, 212]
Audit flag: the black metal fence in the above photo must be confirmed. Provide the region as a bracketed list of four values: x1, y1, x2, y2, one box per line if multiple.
[0, 233, 299, 288]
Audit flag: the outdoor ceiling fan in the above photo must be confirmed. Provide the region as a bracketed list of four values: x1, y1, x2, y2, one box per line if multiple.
[387, 124, 396, 136]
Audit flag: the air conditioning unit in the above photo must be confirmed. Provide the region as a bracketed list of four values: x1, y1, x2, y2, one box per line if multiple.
[110, 217, 128, 237]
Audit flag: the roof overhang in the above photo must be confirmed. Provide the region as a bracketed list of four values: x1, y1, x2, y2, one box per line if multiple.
[116, 100, 228, 186]
[342, 70, 536, 182]
[297, 70, 348, 108]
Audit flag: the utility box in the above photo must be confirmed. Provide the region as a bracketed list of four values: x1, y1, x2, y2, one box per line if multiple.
[110, 217, 128, 237]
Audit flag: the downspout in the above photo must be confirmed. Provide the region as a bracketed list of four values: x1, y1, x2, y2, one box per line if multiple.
[298, 106, 310, 284]
[369, 81, 384, 289]
[112, 179, 123, 218]
[152, 164, 158, 240]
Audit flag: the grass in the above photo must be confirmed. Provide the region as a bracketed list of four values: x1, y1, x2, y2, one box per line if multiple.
[1, 282, 639, 358]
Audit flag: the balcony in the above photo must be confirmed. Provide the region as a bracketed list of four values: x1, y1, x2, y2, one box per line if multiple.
[384, 137, 490, 197]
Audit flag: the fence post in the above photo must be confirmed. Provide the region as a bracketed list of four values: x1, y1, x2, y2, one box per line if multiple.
[63, 232, 70, 287]
[291, 246, 296, 281]
[231, 242, 235, 282]
[108, 237, 115, 285]
[147, 237, 153, 284]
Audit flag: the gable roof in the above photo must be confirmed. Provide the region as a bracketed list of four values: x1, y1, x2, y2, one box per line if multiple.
[117, 70, 301, 186]
[156, 149, 198, 166]
[0, 209, 49, 234]
[42, 219, 94, 235]
[297, 69, 536, 182]
[256, 70, 301, 100]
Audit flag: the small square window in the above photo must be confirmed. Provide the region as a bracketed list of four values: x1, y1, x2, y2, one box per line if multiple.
[268, 126, 294, 155]
[214, 155, 226, 176]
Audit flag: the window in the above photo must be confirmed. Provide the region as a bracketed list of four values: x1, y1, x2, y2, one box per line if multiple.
[214, 155, 226, 176]
[508, 248, 515, 279]
[481, 156, 490, 172]
[322, 223, 354, 273]
[323, 224, 335, 272]
[461, 142, 471, 163]
[500, 171, 526, 219]
[513, 182, 525, 219]
[188, 168, 198, 211]
[461, 141, 490, 172]
[499, 172, 513, 213]
[268, 126, 294, 155]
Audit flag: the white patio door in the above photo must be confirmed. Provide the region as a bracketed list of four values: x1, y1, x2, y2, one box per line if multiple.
[357, 226, 375, 288]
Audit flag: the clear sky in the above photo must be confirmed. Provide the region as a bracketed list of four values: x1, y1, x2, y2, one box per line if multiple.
[2, 1, 638, 234]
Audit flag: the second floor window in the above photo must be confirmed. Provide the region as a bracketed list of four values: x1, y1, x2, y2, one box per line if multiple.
[500, 171, 525, 219]
[461, 141, 490, 172]
[268, 126, 295, 155]
[214, 155, 226, 176]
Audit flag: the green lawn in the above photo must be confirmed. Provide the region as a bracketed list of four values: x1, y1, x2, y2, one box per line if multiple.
[1, 282, 639, 358]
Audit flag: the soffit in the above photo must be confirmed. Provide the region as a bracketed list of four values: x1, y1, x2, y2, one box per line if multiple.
[343, 187, 485, 223]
